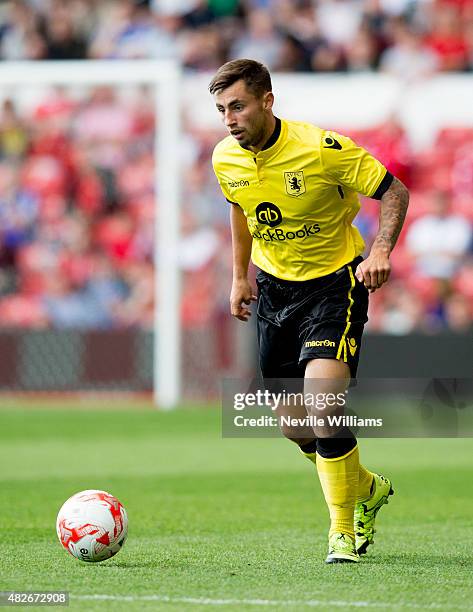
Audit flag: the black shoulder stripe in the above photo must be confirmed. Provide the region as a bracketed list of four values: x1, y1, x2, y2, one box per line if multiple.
[372, 171, 394, 200]
[226, 197, 239, 205]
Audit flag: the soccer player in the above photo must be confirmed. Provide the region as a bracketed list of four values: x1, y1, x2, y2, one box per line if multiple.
[209, 59, 409, 563]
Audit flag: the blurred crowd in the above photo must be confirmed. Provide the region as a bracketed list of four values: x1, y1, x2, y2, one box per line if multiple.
[0, 85, 234, 332]
[0, 0, 472, 334]
[0, 87, 157, 329]
[1, 0, 473, 76]
[350, 121, 473, 334]
[0, 85, 472, 334]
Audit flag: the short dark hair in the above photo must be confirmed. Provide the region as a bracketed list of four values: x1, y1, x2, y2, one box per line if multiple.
[208, 59, 272, 98]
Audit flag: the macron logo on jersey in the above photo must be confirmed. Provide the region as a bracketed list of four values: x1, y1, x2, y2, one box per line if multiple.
[228, 179, 250, 188]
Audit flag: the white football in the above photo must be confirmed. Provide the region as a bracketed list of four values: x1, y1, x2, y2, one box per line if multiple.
[56, 489, 128, 562]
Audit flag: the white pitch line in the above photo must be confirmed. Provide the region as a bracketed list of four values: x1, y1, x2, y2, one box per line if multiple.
[71, 594, 473, 609]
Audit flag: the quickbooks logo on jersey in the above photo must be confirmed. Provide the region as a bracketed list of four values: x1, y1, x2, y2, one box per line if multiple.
[256, 202, 282, 227]
[253, 201, 320, 242]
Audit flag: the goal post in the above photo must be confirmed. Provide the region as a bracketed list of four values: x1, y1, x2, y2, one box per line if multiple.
[0, 60, 182, 409]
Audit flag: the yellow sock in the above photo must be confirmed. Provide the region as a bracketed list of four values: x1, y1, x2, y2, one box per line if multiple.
[302, 447, 373, 502]
[358, 464, 374, 502]
[316, 445, 359, 539]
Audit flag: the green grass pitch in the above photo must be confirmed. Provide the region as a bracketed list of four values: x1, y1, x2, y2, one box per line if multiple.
[1, 400, 472, 611]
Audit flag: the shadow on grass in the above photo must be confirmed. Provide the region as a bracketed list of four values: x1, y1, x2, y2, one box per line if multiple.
[96, 561, 160, 569]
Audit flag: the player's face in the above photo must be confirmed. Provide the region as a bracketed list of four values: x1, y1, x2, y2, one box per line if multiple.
[214, 79, 273, 150]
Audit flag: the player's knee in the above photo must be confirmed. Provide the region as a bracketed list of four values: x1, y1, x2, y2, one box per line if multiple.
[316, 428, 357, 459]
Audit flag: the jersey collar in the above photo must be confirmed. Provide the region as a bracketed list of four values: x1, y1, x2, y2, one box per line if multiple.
[239, 117, 283, 159]
[261, 116, 281, 151]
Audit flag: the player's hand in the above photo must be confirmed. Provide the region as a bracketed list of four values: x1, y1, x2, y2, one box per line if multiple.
[230, 278, 257, 321]
[355, 250, 391, 293]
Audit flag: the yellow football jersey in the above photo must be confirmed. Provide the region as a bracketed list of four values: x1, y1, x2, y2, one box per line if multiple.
[212, 118, 391, 281]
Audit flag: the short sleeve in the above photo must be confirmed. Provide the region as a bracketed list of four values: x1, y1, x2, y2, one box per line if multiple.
[319, 130, 391, 198]
[212, 149, 238, 205]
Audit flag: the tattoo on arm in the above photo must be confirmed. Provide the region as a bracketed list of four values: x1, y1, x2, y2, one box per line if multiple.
[374, 177, 409, 253]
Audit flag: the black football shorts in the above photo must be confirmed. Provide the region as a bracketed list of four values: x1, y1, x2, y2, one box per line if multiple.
[256, 256, 368, 379]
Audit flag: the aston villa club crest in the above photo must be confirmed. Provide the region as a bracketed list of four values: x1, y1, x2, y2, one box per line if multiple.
[284, 171, 306, 197]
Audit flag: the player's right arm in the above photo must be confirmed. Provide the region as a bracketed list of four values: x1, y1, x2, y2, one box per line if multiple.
[230, 203, 257, 322]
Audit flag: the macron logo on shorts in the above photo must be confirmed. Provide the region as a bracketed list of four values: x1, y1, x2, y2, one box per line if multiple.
[305, 340, 336, 348]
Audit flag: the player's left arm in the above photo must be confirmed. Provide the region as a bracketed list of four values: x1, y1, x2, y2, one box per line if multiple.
[355, 177, 409, 292]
